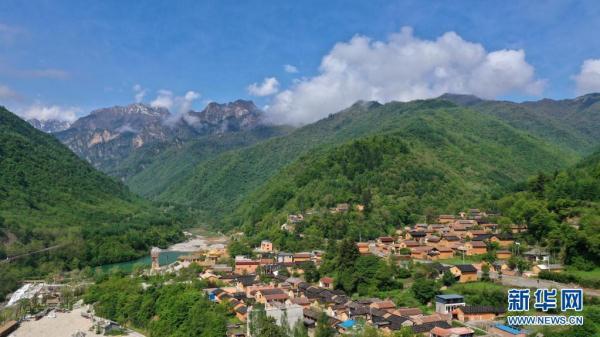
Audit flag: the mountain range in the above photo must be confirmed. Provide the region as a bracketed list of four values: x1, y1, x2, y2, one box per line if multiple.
[4, 91, 600, 297]
[50, 100, 276, 180]
[26, 94, 600, 227]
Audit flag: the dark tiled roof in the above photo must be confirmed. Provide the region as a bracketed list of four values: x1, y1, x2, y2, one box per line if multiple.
[455, 264, 477, 273]
[496, 233, 514, 240]
[306, 286, 324, 295]
[432, 263, 451, 274]
[370, 308, 387, 317]
[472, 234, 493, 241]
[236, 275, 257, 286]
[350, 305, 370, 316]
[333, 295, 349, 304]
[259, 288, 286, 296]
[298, 282, 310, 290]
[411, 321, 451, 333]
[386, 315, 410, 330]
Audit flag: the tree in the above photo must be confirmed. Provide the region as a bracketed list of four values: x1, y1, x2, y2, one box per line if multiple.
[315, 313, 335, 337]
[411, 278, 439, 304]
[292, 322, 309, 337]
[228, 240, 253, 258]
[302, 262, 319, 283]
[393, 326, 415, 337]
[374, 261, 397, 291]
[481, 264, 491, 282]
[441, 270, 457, 287]
[338, 238, 360, 270]
[395, 267, 411, 279]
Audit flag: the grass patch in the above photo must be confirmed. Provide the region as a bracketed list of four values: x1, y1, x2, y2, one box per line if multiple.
[564, 267, 600, 282]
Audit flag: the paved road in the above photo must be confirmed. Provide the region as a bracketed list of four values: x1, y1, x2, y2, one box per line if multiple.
[480, 271, 600, 297]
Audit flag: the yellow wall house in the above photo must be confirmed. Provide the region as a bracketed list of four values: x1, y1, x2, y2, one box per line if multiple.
[451, 264, 478, 283]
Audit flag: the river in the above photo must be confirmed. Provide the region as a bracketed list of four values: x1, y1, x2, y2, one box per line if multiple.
[99, 231, 228, 273]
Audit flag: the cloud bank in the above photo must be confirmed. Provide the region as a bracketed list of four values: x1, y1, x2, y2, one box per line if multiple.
[19, 104, 79, 122]
[574, 59, 600, 95]
[266, 27, 545, 126]
[150, 89, 175, 110]
[247, 77, 279, 96]
[150, 89, 201, 125]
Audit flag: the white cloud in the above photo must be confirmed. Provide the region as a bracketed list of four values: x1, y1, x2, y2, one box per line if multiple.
[150, 89, 174, 109]
[574, 59, 600, 95]
[151, 89, 201, 126]
[284, 64, 298, 73]
[266, 27, 545, 125]
[19, 104, 80, 122]
[177, 90, 200, 114]
[247, 77, 280, 96]
[132, 84, 146, 103]
[150, 89, 201, 113]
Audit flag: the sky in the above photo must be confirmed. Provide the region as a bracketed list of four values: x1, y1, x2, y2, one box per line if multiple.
[1, 0, 600, 125]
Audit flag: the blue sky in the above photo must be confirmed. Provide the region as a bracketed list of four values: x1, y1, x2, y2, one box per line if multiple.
[1, 1, 600, 123]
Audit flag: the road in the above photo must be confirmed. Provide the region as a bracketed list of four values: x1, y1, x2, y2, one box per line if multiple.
[480, 270, 600, 297]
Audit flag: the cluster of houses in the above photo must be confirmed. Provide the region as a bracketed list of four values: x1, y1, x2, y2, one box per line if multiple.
[361, 213, 519, 259]
[205, 271, 527, 337]
[230, 240, 323, 275]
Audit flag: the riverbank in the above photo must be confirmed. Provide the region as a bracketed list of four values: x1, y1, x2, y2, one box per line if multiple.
[99, 231, 229, 272]
[166, 231, 228, 252]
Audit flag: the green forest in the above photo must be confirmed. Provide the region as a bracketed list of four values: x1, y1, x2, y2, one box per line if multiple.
[494, 148, 600, 270]
[0, 107, 189, 298]
[84, 273, 228, 337]
[163, 100, 577, 228]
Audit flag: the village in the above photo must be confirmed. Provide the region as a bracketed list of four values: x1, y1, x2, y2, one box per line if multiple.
[0, 208, 576, 337]
[170, 207, 567, 337]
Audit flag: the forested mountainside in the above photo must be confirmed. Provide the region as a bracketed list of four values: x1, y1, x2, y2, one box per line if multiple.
[440, 93, 600, 154]
[0, 107, 187, 298]
[124, 125, 292, 198]
[495, 147, 600, 268]
[156, 99, 581, 227]
[38, 95, 600, 229]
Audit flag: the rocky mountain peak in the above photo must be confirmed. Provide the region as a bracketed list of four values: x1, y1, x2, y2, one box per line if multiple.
[89, 103, 170, 118]
[186, 99, 262, 132]
[198, 99, 260, 120]
[27, 118, 72, 133]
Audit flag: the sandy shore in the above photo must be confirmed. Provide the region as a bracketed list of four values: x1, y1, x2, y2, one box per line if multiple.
[11, 308, 145, 337]
[167, 234, 228, 252]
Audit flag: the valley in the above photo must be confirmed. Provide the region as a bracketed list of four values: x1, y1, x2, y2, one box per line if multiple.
[1, 93, 598, 336]
[2, 4, 600, 336]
